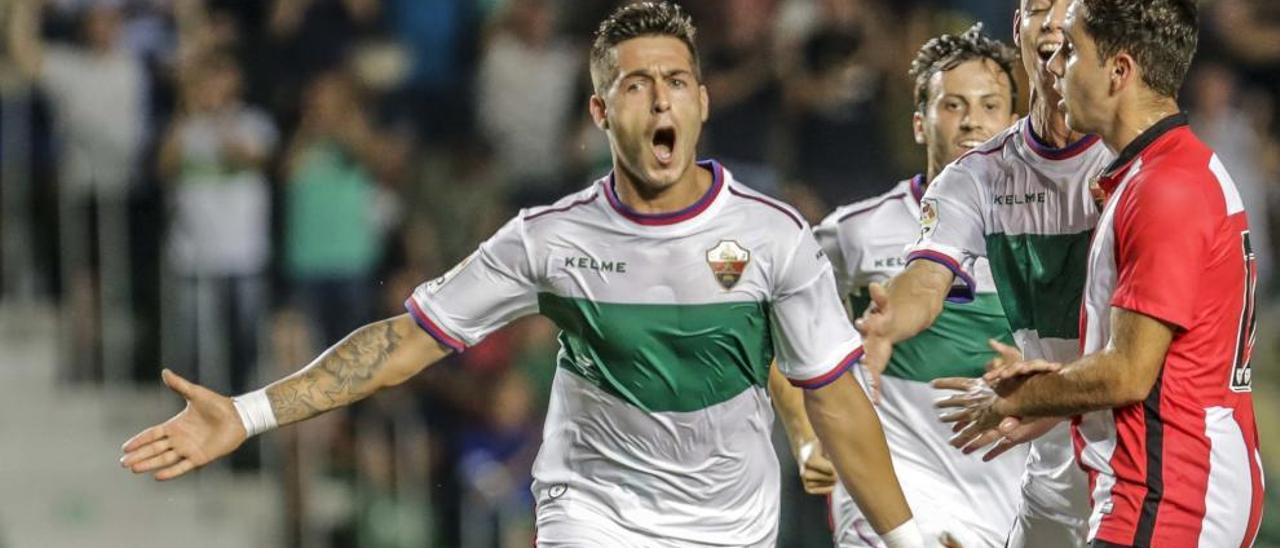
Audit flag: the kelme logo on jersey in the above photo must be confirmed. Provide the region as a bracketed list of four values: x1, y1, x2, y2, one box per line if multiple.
[919, 198, 939, 238]
[706, 240, 750, 289]
[873, 257, 908, 269]
[993, 192, 1047, 205]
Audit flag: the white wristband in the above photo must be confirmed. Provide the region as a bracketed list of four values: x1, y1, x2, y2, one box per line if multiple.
[797, 439, 818, 468]
[880, 518, 925, 548]
[232, 389, 278, 437]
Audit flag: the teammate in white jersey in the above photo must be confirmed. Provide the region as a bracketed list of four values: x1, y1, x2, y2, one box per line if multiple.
[856, 2, 1115, 547]
[119, 3, 926, 547]
[771, 25, 1028, 547]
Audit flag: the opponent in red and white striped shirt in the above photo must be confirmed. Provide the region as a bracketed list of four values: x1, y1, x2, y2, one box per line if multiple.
[933, 1, 1263, 546]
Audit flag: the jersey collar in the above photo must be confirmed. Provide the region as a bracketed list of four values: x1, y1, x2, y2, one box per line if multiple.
[1100, 112, 1189, 183]
[1023, 117, 1102, 160]
[605, 160, 725, 226]
[909, 173, 925, 204]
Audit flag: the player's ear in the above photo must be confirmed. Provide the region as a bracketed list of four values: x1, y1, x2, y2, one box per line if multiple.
[1110, 53, 1134, 96]
[699, 84, 709, 123]
[912, 110, 927, 145]
[1012, 10, 1022, 50]
[589, 94, 609, 130]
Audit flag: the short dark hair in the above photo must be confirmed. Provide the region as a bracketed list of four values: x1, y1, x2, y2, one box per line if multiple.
[909, 23, 1019, 114]
[589, 2, 700, 95]
[1079, 0, 1198, 98]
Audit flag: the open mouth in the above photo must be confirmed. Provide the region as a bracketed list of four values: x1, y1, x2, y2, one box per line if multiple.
[958, 139, 985, 150]
[1037, 42, 1061, 63]
[652, 126, 676, 164]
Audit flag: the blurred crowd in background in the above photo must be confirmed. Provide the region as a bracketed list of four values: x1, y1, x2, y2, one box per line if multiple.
[0, 0, 1278, 546]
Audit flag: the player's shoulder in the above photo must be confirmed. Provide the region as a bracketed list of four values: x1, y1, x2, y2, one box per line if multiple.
[952, 120, 1023, 172]
[821, 178, 916, 231]
[520, 182, 605, 225]
[1137, 126, 1216, 179]
[722, 174, 808, 232]
[1127, 128, 1234, 214]
[928, 124, 1024, 197]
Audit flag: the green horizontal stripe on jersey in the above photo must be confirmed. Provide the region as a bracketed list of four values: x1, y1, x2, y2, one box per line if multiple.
[538, 293, 774, 413]
[851, 292, 1013, 381]
[985, 231, 1091, 340]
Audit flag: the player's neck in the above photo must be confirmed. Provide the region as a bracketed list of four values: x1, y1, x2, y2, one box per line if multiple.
[1028, 97, 1086, 149]
[1099, 97, 1182, 156]
[612, 161, 712, 215]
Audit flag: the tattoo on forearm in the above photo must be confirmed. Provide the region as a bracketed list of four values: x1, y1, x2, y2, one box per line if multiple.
[267, 321, 403, 425]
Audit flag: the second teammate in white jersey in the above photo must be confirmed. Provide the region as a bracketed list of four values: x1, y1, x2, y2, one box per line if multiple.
[772, 25, 1027, 547]
[858, 2, 1118, 547]
[119, 3, 929, 547]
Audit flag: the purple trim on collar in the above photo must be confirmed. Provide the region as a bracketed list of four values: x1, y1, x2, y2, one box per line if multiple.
[909, 174, 926, 204]
[605, 160, 724, 226]
[1022, 120, 1101, 161]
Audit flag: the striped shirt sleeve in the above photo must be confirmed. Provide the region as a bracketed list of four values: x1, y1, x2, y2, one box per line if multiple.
[1111, 174, 1212, 330]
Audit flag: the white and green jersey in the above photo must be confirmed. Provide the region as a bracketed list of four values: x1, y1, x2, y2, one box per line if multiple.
[405, 161, 861, 546]
[905, 118, 1114, 542]
[816, 175, 1025, 547]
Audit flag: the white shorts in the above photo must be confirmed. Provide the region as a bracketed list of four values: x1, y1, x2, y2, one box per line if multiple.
[1006, 425, 1092, 548]
[829, 481, 1005, 548]
[534, 486, 778, 548]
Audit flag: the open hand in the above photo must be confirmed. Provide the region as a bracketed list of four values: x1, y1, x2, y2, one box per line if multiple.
[982, 340, 1061, 385]
[975, 416, 1061, 462]
[853, 282, 894, 403]
[931, 377, 1006, 451]
[119, 369, 247, 480]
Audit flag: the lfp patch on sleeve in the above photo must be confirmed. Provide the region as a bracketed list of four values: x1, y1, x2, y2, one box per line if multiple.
[427, 252, 476, 294]
[920, 198, 939, 238]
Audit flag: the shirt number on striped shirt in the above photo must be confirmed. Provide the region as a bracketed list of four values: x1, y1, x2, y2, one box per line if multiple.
[1230, 231, 1257, 392]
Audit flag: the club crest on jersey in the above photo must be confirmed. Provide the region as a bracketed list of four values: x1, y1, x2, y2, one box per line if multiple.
[706, 240, 750, 290]
[1088, 176, 1108, 212]
[920, 198, 939, 237]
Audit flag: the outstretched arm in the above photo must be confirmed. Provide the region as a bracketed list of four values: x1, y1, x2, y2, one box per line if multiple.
[995, 307, 1172, 417]
[856, 259, 955, 399]
[265, 314, 445, 424]
[934, 308, 1172, 446]
[120, 313, 450, 480]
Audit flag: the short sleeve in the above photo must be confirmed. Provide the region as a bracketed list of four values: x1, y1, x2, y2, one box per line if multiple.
[904, 163, 986, 302]
[404, 216, 539, 352]
[772, 228, 864, 389]
[1110, 176, 1211, 330]
[813, 213, 857, 297]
